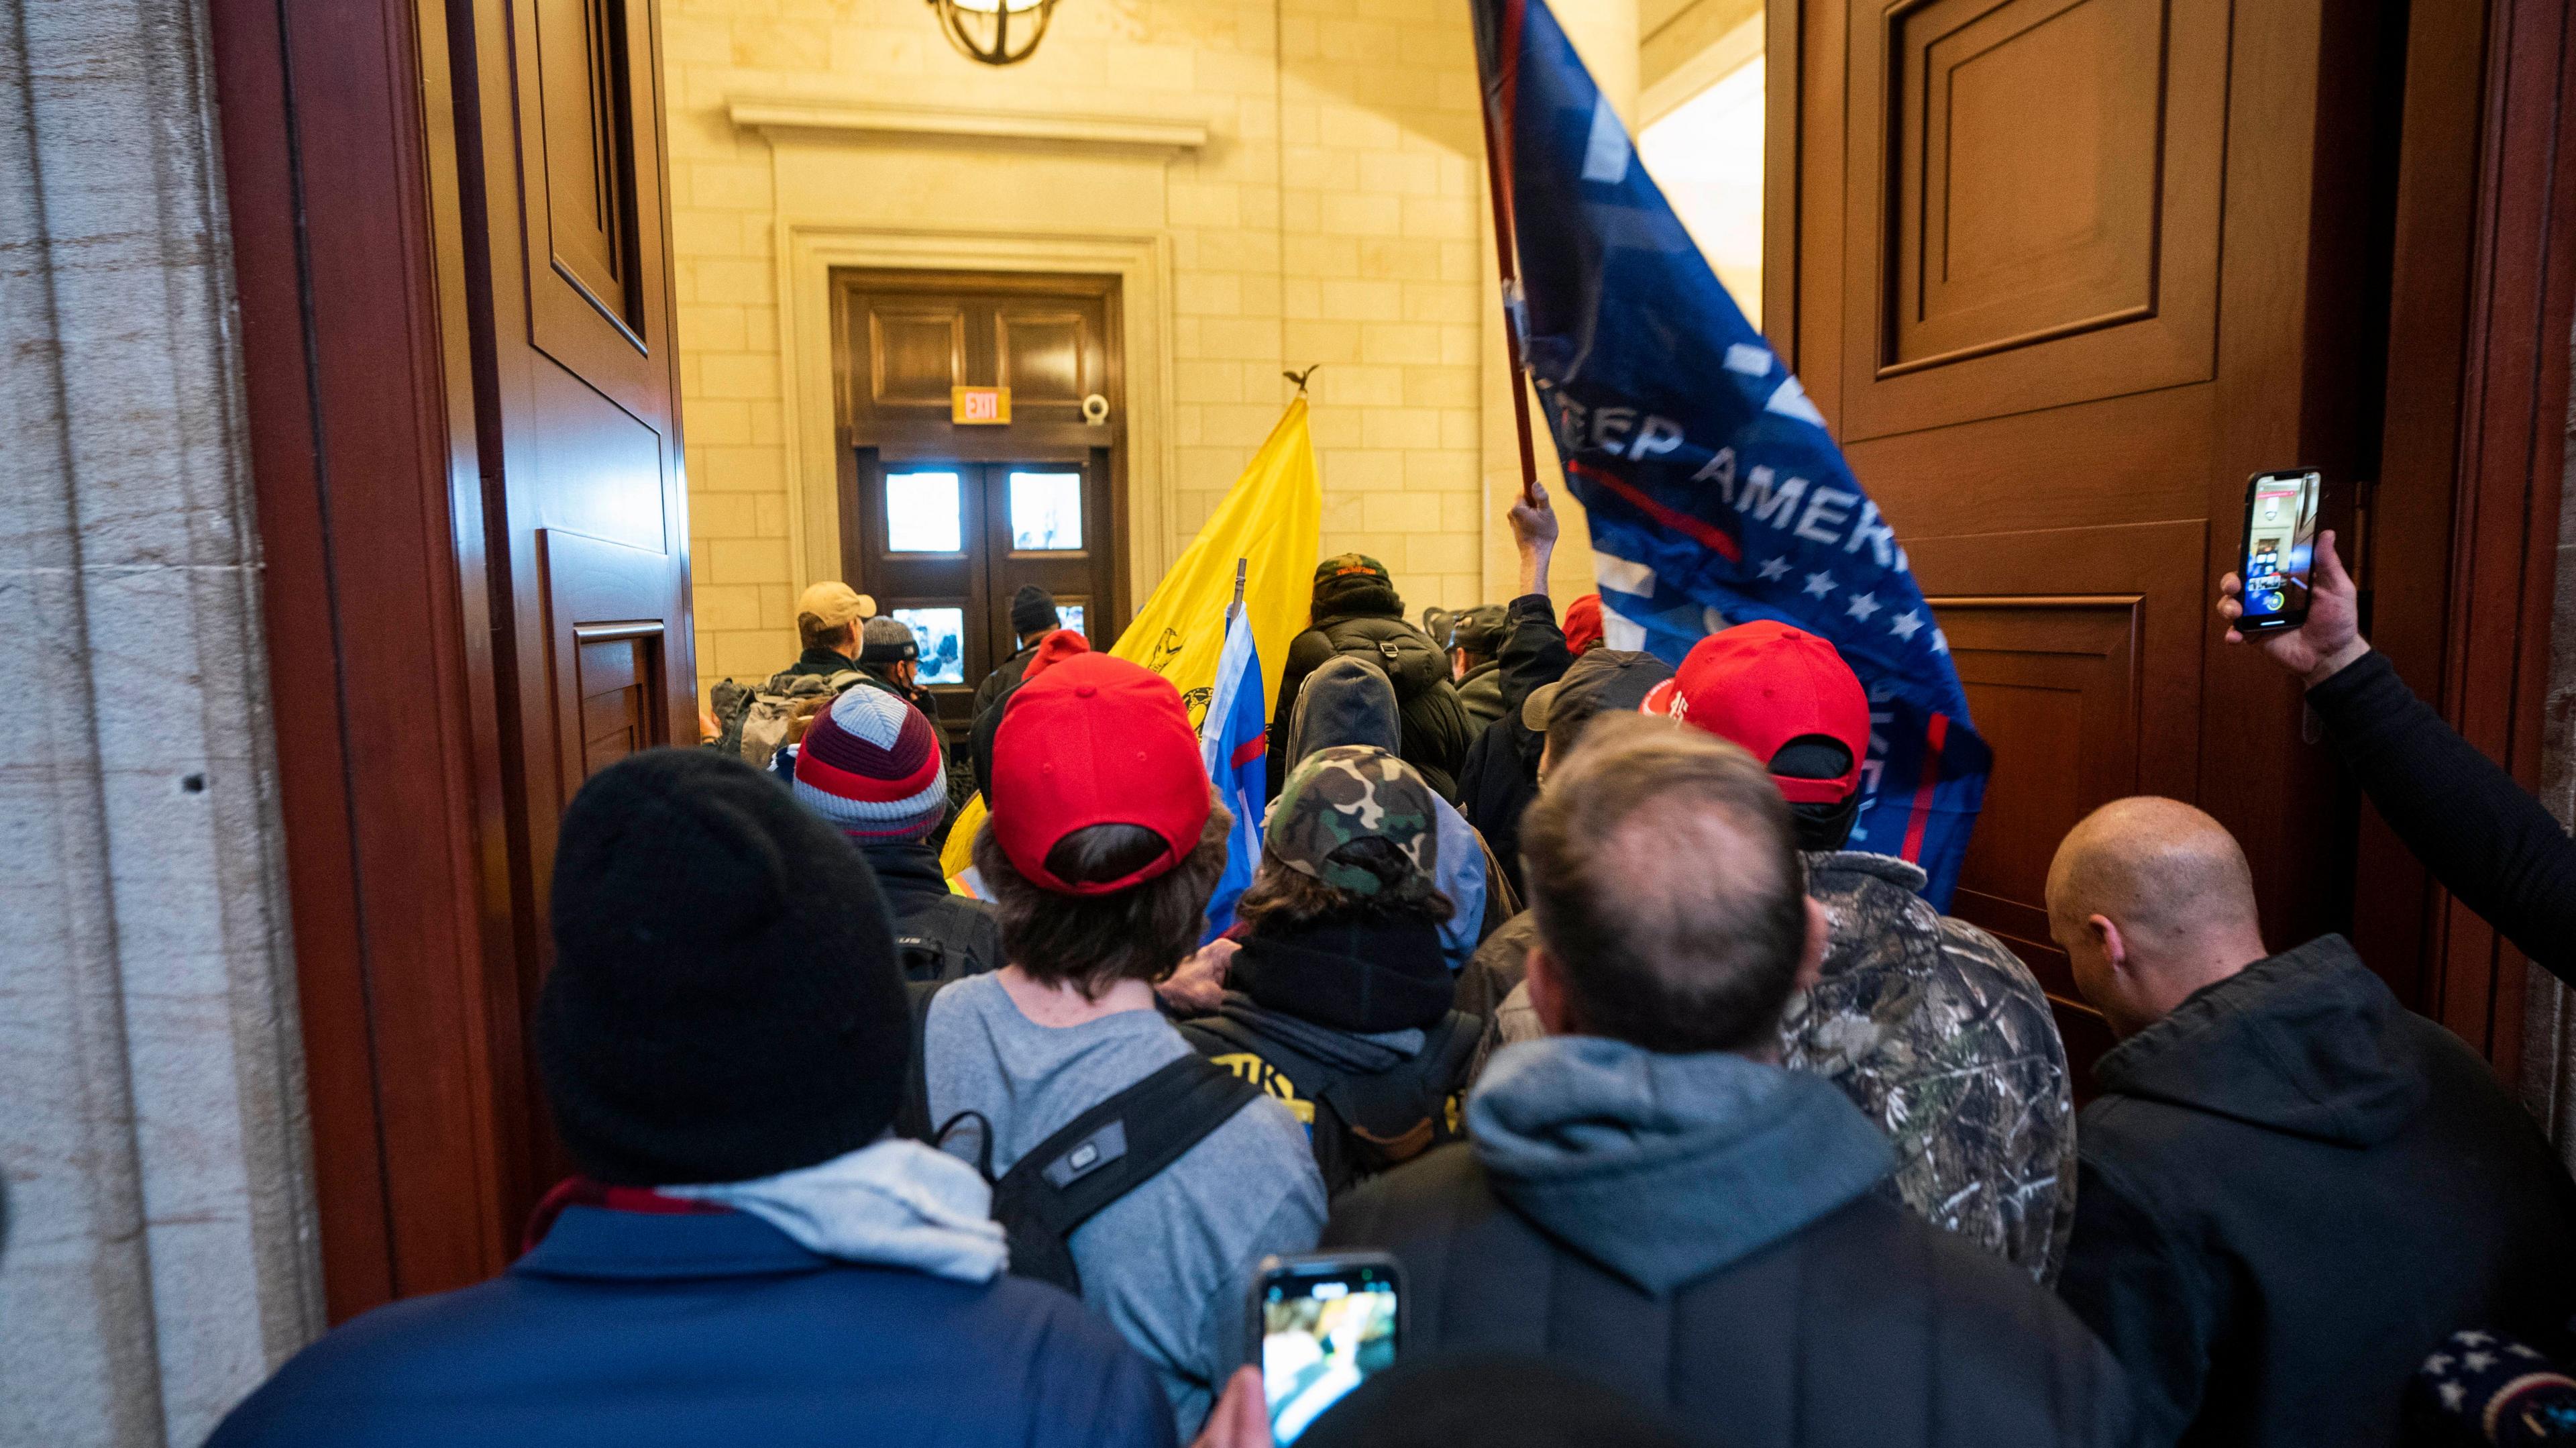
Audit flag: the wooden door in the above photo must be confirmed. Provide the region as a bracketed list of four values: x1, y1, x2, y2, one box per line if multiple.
[833, 269, 1127, 729]
[846, 454, 1112, 729]
[1775, 0, 2406, 1072]
[453, 0, 695, 1219]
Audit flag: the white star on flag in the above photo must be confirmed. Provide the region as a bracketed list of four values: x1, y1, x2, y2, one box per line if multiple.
[1803, 570, 1836, 599]
[1757, 556, 1791, 582]
[2439, 1383, 2466, 1412]
[1930, 630, 1949, 656]
[1845, 591, 1881, 622]
[1888, 609, 1923, 641]
[2463, 1350, 2496, 1372]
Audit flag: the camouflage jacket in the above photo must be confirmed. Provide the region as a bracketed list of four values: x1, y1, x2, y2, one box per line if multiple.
[1471, 852, 2076, 1283]
[1786, 851, 2075, 1282]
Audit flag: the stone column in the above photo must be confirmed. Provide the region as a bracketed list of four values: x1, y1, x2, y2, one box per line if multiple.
[0, 0, 325, 1443]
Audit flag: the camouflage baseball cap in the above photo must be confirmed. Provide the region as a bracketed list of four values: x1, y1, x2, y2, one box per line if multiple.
[1267, 745, 1438, 897]
[1313, 553, 1391, 585]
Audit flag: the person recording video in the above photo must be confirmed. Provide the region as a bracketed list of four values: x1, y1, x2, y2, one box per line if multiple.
[2216, 531, 2576, 986]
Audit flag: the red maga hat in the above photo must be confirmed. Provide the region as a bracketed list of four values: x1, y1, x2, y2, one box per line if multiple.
[990, 652, 1211, 894]
[1650, 621, 1869, 805]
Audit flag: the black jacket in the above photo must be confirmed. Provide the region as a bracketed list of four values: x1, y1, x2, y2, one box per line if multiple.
[782, 645, 861, 680]
[1324, 1035, 2133, 1448]
[2057, 935, 2576, 1448]
[1456, 594, 1572, 897]
[1454, 659, 1504, 731]
[1271, 607, 1472, 804]
[859, 840, 1001, 984]
[2309, 650, 2576, 986]
[1179, 918, 1477, 1197]
[971, 640, 1042, 722]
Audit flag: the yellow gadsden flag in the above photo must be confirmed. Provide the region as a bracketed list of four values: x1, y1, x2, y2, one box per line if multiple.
[944, 397, 1324, 883]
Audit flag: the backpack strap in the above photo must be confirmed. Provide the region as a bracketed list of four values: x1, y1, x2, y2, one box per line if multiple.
[991, 1053, 1260, 1245]
[895, 979, 948, 1142]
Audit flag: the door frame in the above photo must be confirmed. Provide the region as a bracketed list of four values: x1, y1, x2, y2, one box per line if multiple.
[779, 225, 1175, 622]
[1763, 0, 2576, 1076]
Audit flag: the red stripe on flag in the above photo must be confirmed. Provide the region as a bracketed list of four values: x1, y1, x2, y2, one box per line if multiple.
[1230, 732, 1267, 770]
[1899, 712, 1949, 864]
[1567, 459, 1744, 562]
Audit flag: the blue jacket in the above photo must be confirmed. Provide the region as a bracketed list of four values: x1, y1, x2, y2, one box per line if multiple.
[208, 1206, 1178, 1447]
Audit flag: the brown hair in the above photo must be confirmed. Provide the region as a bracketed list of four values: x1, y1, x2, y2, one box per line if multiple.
[1519, 714, 1809, 1053]
[798, 613, 855, 652]
[973, 799, 1233, 998]
[1234, 839, 1457, 934]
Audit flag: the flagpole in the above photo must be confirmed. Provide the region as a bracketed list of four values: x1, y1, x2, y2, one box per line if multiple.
[1226, 557, 1247, 627]
[1476, 5, 1545, 509]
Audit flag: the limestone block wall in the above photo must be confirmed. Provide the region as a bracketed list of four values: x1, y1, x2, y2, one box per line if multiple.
[0, 0, 323, 1442]
[663, 0, 1514, 690]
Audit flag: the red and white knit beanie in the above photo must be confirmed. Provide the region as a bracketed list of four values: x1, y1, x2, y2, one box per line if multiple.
[792, 686, 947, 842]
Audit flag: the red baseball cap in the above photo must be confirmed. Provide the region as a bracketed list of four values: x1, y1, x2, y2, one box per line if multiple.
[1649, 621, 1868, 805]
[991, 653, 1211, 895]
[1562, 594, 1605, 655]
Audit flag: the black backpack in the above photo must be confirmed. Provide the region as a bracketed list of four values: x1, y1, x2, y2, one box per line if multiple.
[1178, 1010, 1481, 1198]
[896, 982, 1260, 1294]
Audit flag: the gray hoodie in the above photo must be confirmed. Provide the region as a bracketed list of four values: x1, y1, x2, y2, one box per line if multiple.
[1468, 1035, 1896, 1294]
[1283, 656, 1489, 968]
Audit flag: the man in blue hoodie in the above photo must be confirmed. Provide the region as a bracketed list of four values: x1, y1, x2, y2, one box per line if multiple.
[206, 750, 1174, 1448]
[2048, 796, 2576, 1448]
[1320, 717, 2132, 1447]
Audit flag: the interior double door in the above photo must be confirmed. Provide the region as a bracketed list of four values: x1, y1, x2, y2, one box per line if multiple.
[853, 451, 1114, 728]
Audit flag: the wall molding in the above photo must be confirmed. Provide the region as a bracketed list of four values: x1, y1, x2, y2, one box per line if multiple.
[731, 97, 1208, 155]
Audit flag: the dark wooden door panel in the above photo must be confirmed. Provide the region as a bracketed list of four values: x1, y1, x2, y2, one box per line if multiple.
[530, 362, 668, 552]
[1841, 0, 2226, 437]
[867, 304, 971, 412]
[994, 303, 1099, 416]
[519, 0, 667, 418]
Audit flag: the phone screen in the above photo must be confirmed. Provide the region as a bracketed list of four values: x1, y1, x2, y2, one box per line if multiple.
[2239, 470, 2322, 629]
[1260, 1263, 1401, 1444]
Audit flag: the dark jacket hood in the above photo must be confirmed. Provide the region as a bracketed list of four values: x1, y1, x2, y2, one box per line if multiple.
[1313, 573, 1403, 624]
[1469, 1036, 1894, 1294]
[858, 839, 948, 902]
[1234, 916, 1454, 1033]
[1287, 655, 1400, 762]
[2094, 934, 2431, 1147]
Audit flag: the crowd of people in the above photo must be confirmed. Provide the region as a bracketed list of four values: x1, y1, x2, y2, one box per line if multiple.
[204, 491, 2576, 1448]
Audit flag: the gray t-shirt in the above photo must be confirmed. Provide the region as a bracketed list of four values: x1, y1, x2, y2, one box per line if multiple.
[924, 973, 1327, 1436]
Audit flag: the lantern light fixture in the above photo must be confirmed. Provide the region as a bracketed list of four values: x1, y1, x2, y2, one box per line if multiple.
[927, 0, 1061, 67]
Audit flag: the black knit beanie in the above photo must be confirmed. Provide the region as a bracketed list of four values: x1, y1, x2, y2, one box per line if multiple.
[538, 748, 910, 1186]
[1009, 583, 1059, 638]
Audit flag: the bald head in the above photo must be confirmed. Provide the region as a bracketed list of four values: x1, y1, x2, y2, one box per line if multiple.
[2045, 796, 2268, 1035]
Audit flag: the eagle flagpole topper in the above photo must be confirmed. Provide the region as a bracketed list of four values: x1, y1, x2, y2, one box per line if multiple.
[1470, 0, 1992, 905]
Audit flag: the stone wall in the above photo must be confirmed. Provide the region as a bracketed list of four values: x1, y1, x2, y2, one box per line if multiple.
[0, 1, 323, 1442]
[2520, 317, 2576, 1166]
[665, 0, 1514, 690]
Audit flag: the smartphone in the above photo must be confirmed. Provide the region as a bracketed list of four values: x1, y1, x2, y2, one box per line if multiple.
[1249, 1252, 1405, 1445]
[2237, 469, 2324, 633]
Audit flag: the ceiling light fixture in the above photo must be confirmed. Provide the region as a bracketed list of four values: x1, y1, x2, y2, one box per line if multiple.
[927, 0, 1061, 66]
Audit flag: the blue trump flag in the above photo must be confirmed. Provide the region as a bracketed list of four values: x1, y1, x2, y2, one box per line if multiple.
[1473, 0, 1990, 905]
[1199, 591, 1267, 940]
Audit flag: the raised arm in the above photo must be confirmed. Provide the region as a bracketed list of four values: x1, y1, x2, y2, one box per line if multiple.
[2218, 533, 2576, 982]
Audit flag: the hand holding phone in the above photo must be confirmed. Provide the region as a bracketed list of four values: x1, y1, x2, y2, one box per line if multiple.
[2218, 526, 2369, 686]
[1249, 1253, 1404, 1445]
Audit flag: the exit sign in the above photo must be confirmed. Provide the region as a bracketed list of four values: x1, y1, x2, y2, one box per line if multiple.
[951, 386, 1012, 425]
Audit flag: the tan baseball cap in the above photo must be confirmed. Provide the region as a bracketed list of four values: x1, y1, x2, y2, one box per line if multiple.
[796, 581, 875, 630]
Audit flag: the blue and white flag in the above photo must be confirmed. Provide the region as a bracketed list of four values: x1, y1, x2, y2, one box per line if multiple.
[1199, 600, 1269, 940]
[1473, 0, 1990, 905]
